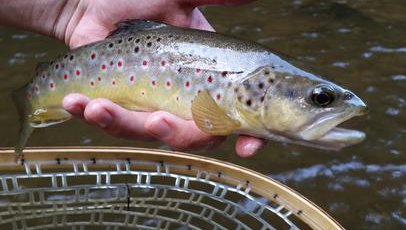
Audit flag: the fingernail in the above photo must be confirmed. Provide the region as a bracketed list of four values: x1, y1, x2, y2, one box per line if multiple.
[96, 111, 112, 128]
[149, 119, 172, 138]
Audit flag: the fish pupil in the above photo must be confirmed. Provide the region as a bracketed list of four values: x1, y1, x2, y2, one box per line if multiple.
[311, 85, 335, 107]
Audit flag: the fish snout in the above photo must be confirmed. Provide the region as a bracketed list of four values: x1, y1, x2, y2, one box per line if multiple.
[344, 90, 368, 116]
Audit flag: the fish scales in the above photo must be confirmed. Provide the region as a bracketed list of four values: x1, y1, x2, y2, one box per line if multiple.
[13, 20, 367, 154]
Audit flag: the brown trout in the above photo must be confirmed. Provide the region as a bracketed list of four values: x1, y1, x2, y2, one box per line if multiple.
[13, 20, 367, 154]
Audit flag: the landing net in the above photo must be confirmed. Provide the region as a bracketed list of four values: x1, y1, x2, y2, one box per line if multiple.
[0, 147, 343, 230]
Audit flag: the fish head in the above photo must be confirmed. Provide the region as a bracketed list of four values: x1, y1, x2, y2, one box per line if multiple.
[246, 67, 368, 149]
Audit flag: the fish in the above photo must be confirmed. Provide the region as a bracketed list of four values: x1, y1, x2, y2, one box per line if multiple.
[12, 19, 368, 155]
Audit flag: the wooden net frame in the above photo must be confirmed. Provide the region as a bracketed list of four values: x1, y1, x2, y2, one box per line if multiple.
[0, 147, 344, 230]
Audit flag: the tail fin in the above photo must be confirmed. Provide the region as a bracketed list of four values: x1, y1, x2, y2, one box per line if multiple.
[11, 84, 34, 157]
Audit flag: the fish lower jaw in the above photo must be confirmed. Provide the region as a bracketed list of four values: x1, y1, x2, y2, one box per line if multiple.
[297, 111, 359, 141]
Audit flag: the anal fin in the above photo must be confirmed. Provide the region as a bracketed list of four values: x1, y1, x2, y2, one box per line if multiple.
[191, 90, 240, 135]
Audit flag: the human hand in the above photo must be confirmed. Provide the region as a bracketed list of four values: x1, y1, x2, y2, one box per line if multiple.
[61, 0, 264, 157]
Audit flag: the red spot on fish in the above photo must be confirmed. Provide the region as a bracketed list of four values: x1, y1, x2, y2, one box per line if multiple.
[76, 70, 81, 76]
[166, 81, 171, 88]
[91, 53, 96, 59]
[90, 81, 95, 87]
[161, 60, 166, 67]
[41, 74, 46, 80]
[143, 60, 148, 66]
[34, 85, 39, 93]
[63, 74, 68, 80]
[101, 64, 107, 70]
[196, 68, 201, 73]
[112, 80, 116, 85]
[208, 75, 213, 83]
[185, 81, 190, 88]
[98, 77, 102, 81]
[152, 80, 156, 87]
[49, 82, 55, 89]
[129, 75, 135, 83]
[216, 93, 221, 100]
[110, 61, 114, 66]
[118, 61, 123, 67]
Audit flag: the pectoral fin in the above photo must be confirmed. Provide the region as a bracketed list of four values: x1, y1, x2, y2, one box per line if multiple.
[30, 107, 72, 127]
[191, 90, 240, 135]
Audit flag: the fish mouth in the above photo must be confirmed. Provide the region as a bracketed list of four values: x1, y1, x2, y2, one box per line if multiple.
[309, 127, 366, 150]
[297, 108, 367, 150]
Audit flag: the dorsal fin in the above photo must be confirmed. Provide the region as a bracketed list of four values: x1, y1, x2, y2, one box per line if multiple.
[35, 62, 49, 73]
[107, 20, 168, 38]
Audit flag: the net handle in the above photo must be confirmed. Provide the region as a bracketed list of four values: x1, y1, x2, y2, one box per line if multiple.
[0, 147, 344, 230]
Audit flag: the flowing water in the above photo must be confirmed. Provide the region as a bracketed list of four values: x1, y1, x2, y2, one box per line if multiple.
[0, 0, 404, 229]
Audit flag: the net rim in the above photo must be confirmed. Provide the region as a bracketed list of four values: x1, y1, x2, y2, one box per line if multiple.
[0, 147, 344, 230]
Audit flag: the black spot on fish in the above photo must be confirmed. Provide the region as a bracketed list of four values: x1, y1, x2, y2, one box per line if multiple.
[268, 78, 274, 84]
[69, 55, 74, 60]
[134, 46, 139, 53]
[221, 71, 228, 77]
[147, 42, 152, 47]
[118, 39, 122, 44]
[237, 95, 242, 102]
[128, 37, 133, 42]
[177, 67, 182, 73]
[246, 99, 252, 106]
[135, 38, 140, 43]
[260, 96, 265, 102]
[258, 82, 264, 89]
[108, 43, 114, 48]
[156, 37, 161, 42]
[63, 55, 68, 59]
[264, 69, 270, 75]
[146, 35, 151, 39]
[168, 34, 173, 38]
[234, 88, 239, 93]
[50, 61, 54, 65]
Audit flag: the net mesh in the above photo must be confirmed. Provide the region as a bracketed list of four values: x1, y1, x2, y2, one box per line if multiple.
[0, 148, 342, 230]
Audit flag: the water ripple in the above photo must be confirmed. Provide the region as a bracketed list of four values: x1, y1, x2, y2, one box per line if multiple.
[270, 160, 406, 183]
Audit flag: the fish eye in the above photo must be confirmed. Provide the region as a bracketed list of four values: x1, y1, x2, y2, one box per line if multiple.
[311, 85, 335, 107]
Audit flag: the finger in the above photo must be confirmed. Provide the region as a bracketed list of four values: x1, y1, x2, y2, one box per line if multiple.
[236, 135, 264, 157]
[189, 8, 215, 31]
[145, 111, 225, 151]
[62, 93, 91, 119]
[83, 98, 154, 141]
